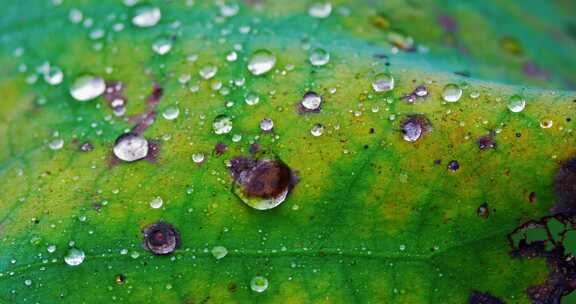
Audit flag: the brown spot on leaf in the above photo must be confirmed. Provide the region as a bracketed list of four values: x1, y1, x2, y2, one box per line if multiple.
[229, 156, 298, 200]
[468, 291, 504, 304]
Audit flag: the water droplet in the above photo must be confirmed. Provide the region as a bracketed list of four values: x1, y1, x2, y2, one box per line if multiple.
[47, 245, 56, 253]
[400, 115, 431, 142]
[132, 6, 161, 28]
[48, 138, 64, 150]
[399, 244, 406, 251]
[211, 246, 228, 260]
[226, 51, 238, 62]
[143, 222, 181, 255]
[311, 123, 324, 137]
[301, 91, 322, 111]
[113, 133, 149, 162]
[219, 2, 239, 17]
[230, 157, 296, 210]
[442, 84, 462, 102]
[199, 65, 218, 80]
[540, 119, 553, 129]
[250, 276, 269, 293]
[150, 196, 163, 209]
[470, 91, 480, 99]
[309, 2, 332, 18]
[245, 93, 260, 105]
[152, 36, 173, 55]
[309, 48, 330, 66]
[70, 75, 106, 102]
[507, 95, 526, 113]
[64, 248, 85, 266]
[162, 105, 180, 120]
[477, 202, 489, 219]
[372, 72, 394, 93]
[44, 66, 63, 85]
[260, 118, 274, 132]
[213, 115, 233, 134]
[192, 153, 205, 163]
[248, 50, 276, 76]
[24, 279, 32, 287]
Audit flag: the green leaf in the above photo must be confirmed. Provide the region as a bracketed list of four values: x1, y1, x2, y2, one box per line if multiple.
[1, 1, 575, 303]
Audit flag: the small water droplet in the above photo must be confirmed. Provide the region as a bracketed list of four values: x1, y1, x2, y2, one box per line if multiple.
[309, 2, 332, 18]
[245, 93, 260, 106]
[309, 48, 330, 66]
[469, 91, 480, 99]
[507, 95, 526, 113]
[70, 75, 106, 102]
[64, 248, 85, 266]
[113, 133, 149, 162]
[24, 279, 32, 287]
[260, 118, 274, 132]
[211, 246, 228, 260]
[311, 123, 324, 137]
[132, 6, 161, 28]
[247, 50, 276, 76]
[192, 153, 205, 163]
[372, 72, 394, 93]
[219, 2, 239, 17]
[47, 245, 56, 253]
[150, 196, 163, 209]
[199, 65, 218, 80]
[213, 115, 233, 134]
[48, 138, 64, 150]
[44, 66, 64, 86]
[250, 276, 269, 293]
[442, 84, 462, 102]
[540, 119, 553, 129]
[301, 91, 322, 111]
[152, 36, 173, 55]
[162, 105, 180, 120]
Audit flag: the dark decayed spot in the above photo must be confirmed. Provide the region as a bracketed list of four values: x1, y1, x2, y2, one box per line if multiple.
[477, 202, 490, 219]
[229, 156, 298, 200]
[214, 142, 228, 156]
[504, 156, 576, 302]
[447, 160, 460, 171]
[143, 221, 181, 255]
[468, 291, 504, 304]
[477, 132, 497, 150]
[115, 274, 126, 285]
[249, 143, 260, 154]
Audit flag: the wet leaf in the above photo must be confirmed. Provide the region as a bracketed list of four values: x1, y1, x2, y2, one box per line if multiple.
[1, 0, 576, 303]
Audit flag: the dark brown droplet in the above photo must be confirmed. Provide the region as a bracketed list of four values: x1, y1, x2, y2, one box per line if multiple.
[230, 157, 297, 200]
[214, 142, 228, 156]
[477, 203, 489, 219]
[115, 274, 126, 284]
[143, 221, 181, 255]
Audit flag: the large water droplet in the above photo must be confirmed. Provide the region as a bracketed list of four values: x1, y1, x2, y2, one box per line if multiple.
[372, 72, 394, 93]
[247, 50, 276, 76]
[48, 138, 64, 150]
[143, 222, 180, 255]
[192, 152, 205, 163]
[260, 118, 274, 132]
[152, 36, 173, 55]
[213, 115, 233, 134]
[132, 6, 161, 28]
[162, 105, 180, 120]
[70, 75, 106, 102]
[400, 115, 431, 142]
[113, 133, 149, 162]
[309, 2, 332, 18]
[442, 84, 462, 102]
[64, 248, 85, 266]
[230, 157, 296, 210]
[507, 95, 526, 113]
[250, 276, 269, 293]
[309, 48, 330, 66]
[150, 196, 163, 209]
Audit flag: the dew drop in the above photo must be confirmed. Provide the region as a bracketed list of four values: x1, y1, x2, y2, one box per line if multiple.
[250, 276, 269, 293]
[24, 279, 32, 287]
[152, 36, 173, 55]
[192, 153, 205, 163]
[162, 105, 180, 120]
[311, 123, 324, 137]
[507, 95, 526, 113]
[150, 196, 163, 209]
[260, 118, 274, 132]
[132, 6, 161, 28]
[247, 50, 276, 76]
[219, 2, 239, 17]
[211, 246, 228, 260]
[442, 83, 462, 102]
[309, 48, 330, 66]
[245, 93, 260, 106]
[113, 133, 149, 162]
[48, 138, 64, 150]
[44, 66, 64, 86]
[213, 115, 233, 134]
[64, 248, 85, 266]
[540, 119, 553, 129]
[199, 65, 218, 80]
[300, 91, 322, 112]
[309, 2, 332, 18]
[400, 115, 431, 142]
[372, 72, 394, 93]
[47, 245, 56, 253]
[70, 75, 106, 102]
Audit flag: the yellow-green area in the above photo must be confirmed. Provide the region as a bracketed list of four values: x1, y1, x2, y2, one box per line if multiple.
[0, 0, 575, 303]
